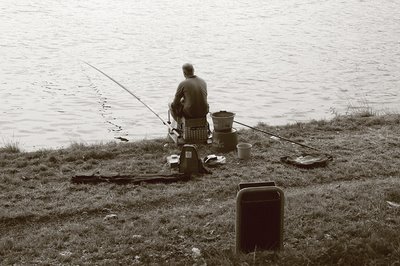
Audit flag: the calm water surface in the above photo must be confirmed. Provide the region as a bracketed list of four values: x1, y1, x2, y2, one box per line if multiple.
[1, 0, 399, 151]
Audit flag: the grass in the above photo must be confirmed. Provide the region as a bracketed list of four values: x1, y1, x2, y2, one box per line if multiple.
[0, 139, 21, 154]
[0, 113, 399, 265]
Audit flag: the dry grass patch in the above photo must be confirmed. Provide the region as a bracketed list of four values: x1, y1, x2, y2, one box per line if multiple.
[1, 114, 399, 265]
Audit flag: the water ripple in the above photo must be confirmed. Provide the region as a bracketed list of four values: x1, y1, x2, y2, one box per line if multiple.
[0, 0, 399, 150]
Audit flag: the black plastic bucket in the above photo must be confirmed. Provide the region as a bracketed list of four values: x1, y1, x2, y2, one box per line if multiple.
[213, 128, 238, 152]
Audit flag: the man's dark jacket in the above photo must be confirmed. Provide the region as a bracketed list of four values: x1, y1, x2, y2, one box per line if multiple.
[171, 75, 208, 118]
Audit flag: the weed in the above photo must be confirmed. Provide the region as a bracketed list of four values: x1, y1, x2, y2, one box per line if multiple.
[0, 139, 21, 153]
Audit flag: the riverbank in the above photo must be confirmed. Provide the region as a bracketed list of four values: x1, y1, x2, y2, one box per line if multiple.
[1, 113, 399, 265]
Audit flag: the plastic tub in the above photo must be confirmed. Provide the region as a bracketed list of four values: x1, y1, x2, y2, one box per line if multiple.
[213, 128, 238, 152]
[237, 142, 252, 160]
[211, 111, 235, 132]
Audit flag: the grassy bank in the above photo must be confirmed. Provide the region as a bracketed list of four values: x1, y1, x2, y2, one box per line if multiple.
[1, 113, 399, 265]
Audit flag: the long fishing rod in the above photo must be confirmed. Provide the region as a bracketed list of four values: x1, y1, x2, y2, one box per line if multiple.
[83, 61, 179, 136]
[233, 120, 322, 152]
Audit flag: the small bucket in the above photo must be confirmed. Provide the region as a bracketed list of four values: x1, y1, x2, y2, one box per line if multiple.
[211, 111, 235, 132]
[237, 143, 252, 160]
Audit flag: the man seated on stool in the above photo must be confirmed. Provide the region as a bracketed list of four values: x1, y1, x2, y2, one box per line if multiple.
[169, 63, 209, 130]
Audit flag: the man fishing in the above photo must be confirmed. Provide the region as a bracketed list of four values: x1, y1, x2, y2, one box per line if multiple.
[169, 63, 209, 123]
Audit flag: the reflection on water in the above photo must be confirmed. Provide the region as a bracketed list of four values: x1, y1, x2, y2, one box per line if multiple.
[1, 0, 399, 151]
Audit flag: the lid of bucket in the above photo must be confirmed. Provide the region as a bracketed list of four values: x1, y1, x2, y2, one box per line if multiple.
[212, 110, 235, 118]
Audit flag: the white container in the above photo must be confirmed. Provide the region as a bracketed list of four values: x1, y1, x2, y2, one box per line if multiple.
[237, 143, 252, 160]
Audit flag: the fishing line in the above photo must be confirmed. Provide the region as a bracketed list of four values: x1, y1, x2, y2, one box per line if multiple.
[80, 64, 124, 133]
[82, 61, 179, 136]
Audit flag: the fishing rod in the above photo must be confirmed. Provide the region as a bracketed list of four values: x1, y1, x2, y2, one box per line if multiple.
[83, 61, 180, 137]
[233, 120, 322, 152]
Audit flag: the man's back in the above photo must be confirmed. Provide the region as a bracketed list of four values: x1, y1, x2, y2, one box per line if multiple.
[173, 75, 208, 118]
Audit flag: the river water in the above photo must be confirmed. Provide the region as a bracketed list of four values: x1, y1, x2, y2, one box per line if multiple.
[1, 0, 399, 151]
